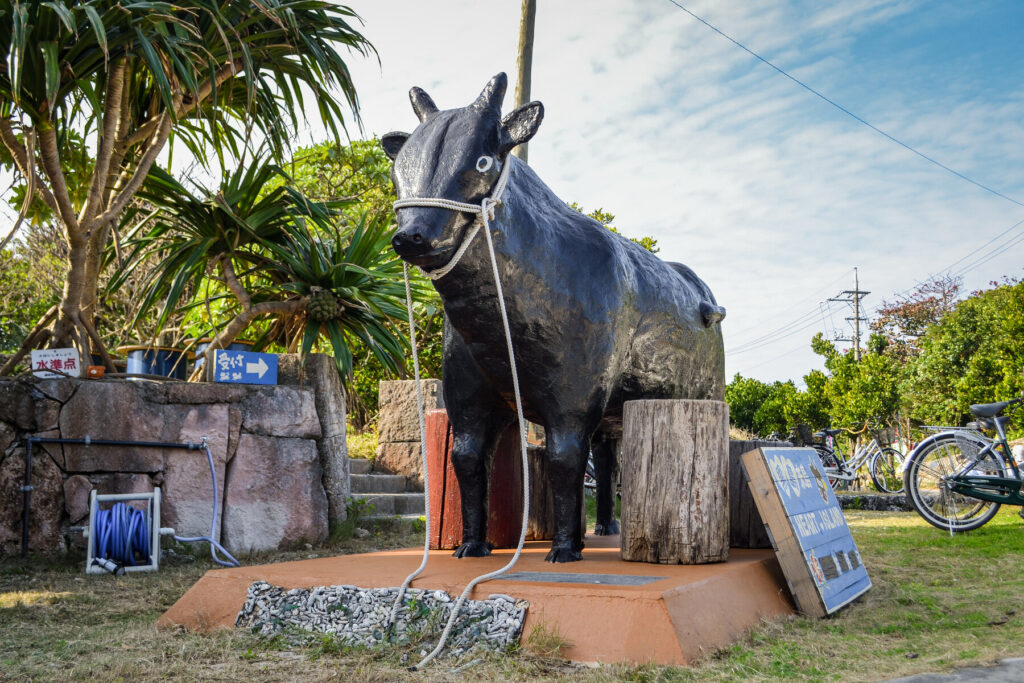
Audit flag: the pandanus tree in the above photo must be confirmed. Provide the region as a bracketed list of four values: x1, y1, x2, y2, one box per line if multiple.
[0, 0, 372, 374]
[111, 161, 423, 381]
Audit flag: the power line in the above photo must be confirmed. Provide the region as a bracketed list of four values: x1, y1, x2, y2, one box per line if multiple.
[726, 305, 834, 355]
[726, 307, 824, 354]
[663, 0, 1024, 209]
[936, 217, 1024, 276]
[865, 216, 1024, 317]
[740, 337, 816, 373]
[726, 267, 853, 339]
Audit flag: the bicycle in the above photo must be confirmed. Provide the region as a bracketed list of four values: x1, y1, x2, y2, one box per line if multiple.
[902, 396, 1024, 533]
[812, 424, 906, 493]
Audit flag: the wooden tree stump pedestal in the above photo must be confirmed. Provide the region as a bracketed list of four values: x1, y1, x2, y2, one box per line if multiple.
[620, 399, 730, 564]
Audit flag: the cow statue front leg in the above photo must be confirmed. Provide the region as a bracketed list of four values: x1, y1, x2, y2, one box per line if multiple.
[591, 432, 620, 536]
[449, 419, 511, 557]
[544, 429, 590, 562]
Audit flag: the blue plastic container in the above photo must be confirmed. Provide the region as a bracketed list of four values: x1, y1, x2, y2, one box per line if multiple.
[119, 346, 191, 380]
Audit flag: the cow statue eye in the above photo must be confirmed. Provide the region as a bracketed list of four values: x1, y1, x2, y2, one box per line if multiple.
[475, 155, 494, 173]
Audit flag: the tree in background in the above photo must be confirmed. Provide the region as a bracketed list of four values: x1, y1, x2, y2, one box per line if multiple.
[901, 277, 1024, 429]
[111, 161, 421, 386]
[0, 1, 372, 374]
[872, 274, 961, 363]
[0, 240, 58, 351]
[281, 139, 443, 429]
[811, 332, 901, 430]
[724, 373, 829, 437]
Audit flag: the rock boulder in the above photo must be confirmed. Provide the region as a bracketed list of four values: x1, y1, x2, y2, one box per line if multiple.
[377, 380, 443, 443]
[222, 434, 327, 553]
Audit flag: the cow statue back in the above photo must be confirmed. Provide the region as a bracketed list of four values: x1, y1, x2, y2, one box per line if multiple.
[383, 73, 725, 563]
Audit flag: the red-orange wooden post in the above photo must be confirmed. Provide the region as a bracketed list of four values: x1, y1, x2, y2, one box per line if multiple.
[424, 409, 524, 549]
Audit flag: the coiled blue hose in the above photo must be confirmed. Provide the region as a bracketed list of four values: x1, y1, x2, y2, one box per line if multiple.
[95, 502, 150, 566]
[92, 442, 240, 569]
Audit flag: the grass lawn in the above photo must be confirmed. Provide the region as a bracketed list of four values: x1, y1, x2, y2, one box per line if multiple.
[2, 508, 1023, 681]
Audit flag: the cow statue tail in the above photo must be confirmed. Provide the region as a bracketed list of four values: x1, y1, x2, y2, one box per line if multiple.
[666, 261, 726, 328]
[699, 301, 726, 327]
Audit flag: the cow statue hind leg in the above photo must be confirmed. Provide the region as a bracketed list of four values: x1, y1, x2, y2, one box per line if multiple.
[591, 431, 620, 536]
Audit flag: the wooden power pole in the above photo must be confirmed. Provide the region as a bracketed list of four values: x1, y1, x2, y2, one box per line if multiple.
[512, 0, 536, 163]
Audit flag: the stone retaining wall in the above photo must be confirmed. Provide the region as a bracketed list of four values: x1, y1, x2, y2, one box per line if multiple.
[374, 379, 443, 489]
[0, 354, 347, 556]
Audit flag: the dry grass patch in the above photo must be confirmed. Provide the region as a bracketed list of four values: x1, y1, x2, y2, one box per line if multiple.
[3, 508, 1023, 680]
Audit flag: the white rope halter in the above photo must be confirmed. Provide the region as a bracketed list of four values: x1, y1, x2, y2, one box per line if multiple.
[388, 155, 532, 671]
[392, 157, 513, 280]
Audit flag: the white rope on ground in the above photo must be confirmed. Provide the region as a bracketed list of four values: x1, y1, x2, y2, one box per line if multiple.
[384, 261, 434, 628]
[386, 157, 532, 671]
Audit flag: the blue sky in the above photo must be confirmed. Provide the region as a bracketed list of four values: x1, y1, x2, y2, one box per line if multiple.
[334, 0, 1024, 386]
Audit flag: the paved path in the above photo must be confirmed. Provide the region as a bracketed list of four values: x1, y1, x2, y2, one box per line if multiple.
[887, 658, 1024, 682]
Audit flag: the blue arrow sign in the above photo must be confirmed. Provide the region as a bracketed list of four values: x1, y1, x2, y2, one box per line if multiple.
[212, 349, 278, 385]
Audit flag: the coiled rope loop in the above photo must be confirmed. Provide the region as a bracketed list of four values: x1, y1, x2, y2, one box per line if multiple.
[389, 156, 531, 671]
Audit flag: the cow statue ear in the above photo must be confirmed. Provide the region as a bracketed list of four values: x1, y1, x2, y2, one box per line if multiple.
[499, 101, 544, 156]
[381, 131, 409, 161]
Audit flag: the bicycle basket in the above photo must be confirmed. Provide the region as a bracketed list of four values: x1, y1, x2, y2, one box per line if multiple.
[873, 425, 896, 446]
[953, 431, 1000, 473]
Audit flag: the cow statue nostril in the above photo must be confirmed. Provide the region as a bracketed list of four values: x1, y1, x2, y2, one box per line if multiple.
[391, 229, 431, 258]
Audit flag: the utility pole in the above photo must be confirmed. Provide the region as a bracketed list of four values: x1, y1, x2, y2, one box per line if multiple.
[828, 267, 870, 360]
[512, 0, 536, 163]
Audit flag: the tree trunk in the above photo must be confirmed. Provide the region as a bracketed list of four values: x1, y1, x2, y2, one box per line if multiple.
[51, 237, 90, 350]
[299, 353, 350, 524]
[524, 444, 587, 540]
[620, 399, 730, 564]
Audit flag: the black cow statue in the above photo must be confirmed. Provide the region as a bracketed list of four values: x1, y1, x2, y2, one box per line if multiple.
[383, 73, 726, 563]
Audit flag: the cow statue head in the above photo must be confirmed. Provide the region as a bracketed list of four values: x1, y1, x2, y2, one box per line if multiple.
[382, 73, 544, 269]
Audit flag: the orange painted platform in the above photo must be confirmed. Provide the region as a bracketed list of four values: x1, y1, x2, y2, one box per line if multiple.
[158, 535, 795, 665]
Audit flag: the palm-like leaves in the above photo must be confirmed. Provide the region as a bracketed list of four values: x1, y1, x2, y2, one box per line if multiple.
[0, 0, 374, 372]
[111, 160, 425, 380]
[1, 1, 373, 155]
[255, 213, 416, 377]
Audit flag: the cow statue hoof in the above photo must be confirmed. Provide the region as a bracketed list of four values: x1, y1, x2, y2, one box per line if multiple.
[593, 520, 620, 536]
[545, 546, 583, 563]
[452, 541, 491, 558]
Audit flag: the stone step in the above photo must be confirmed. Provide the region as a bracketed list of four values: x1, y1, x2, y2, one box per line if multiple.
[351, 492, 426, 517]
[349, 458, 373, 475]
[349, 473, 407, 494]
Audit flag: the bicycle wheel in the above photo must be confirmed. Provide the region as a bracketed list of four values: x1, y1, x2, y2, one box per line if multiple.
[813, 446, 840, 488]
[870, 447, 905, 493]
[903, 434, 1002, 532]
